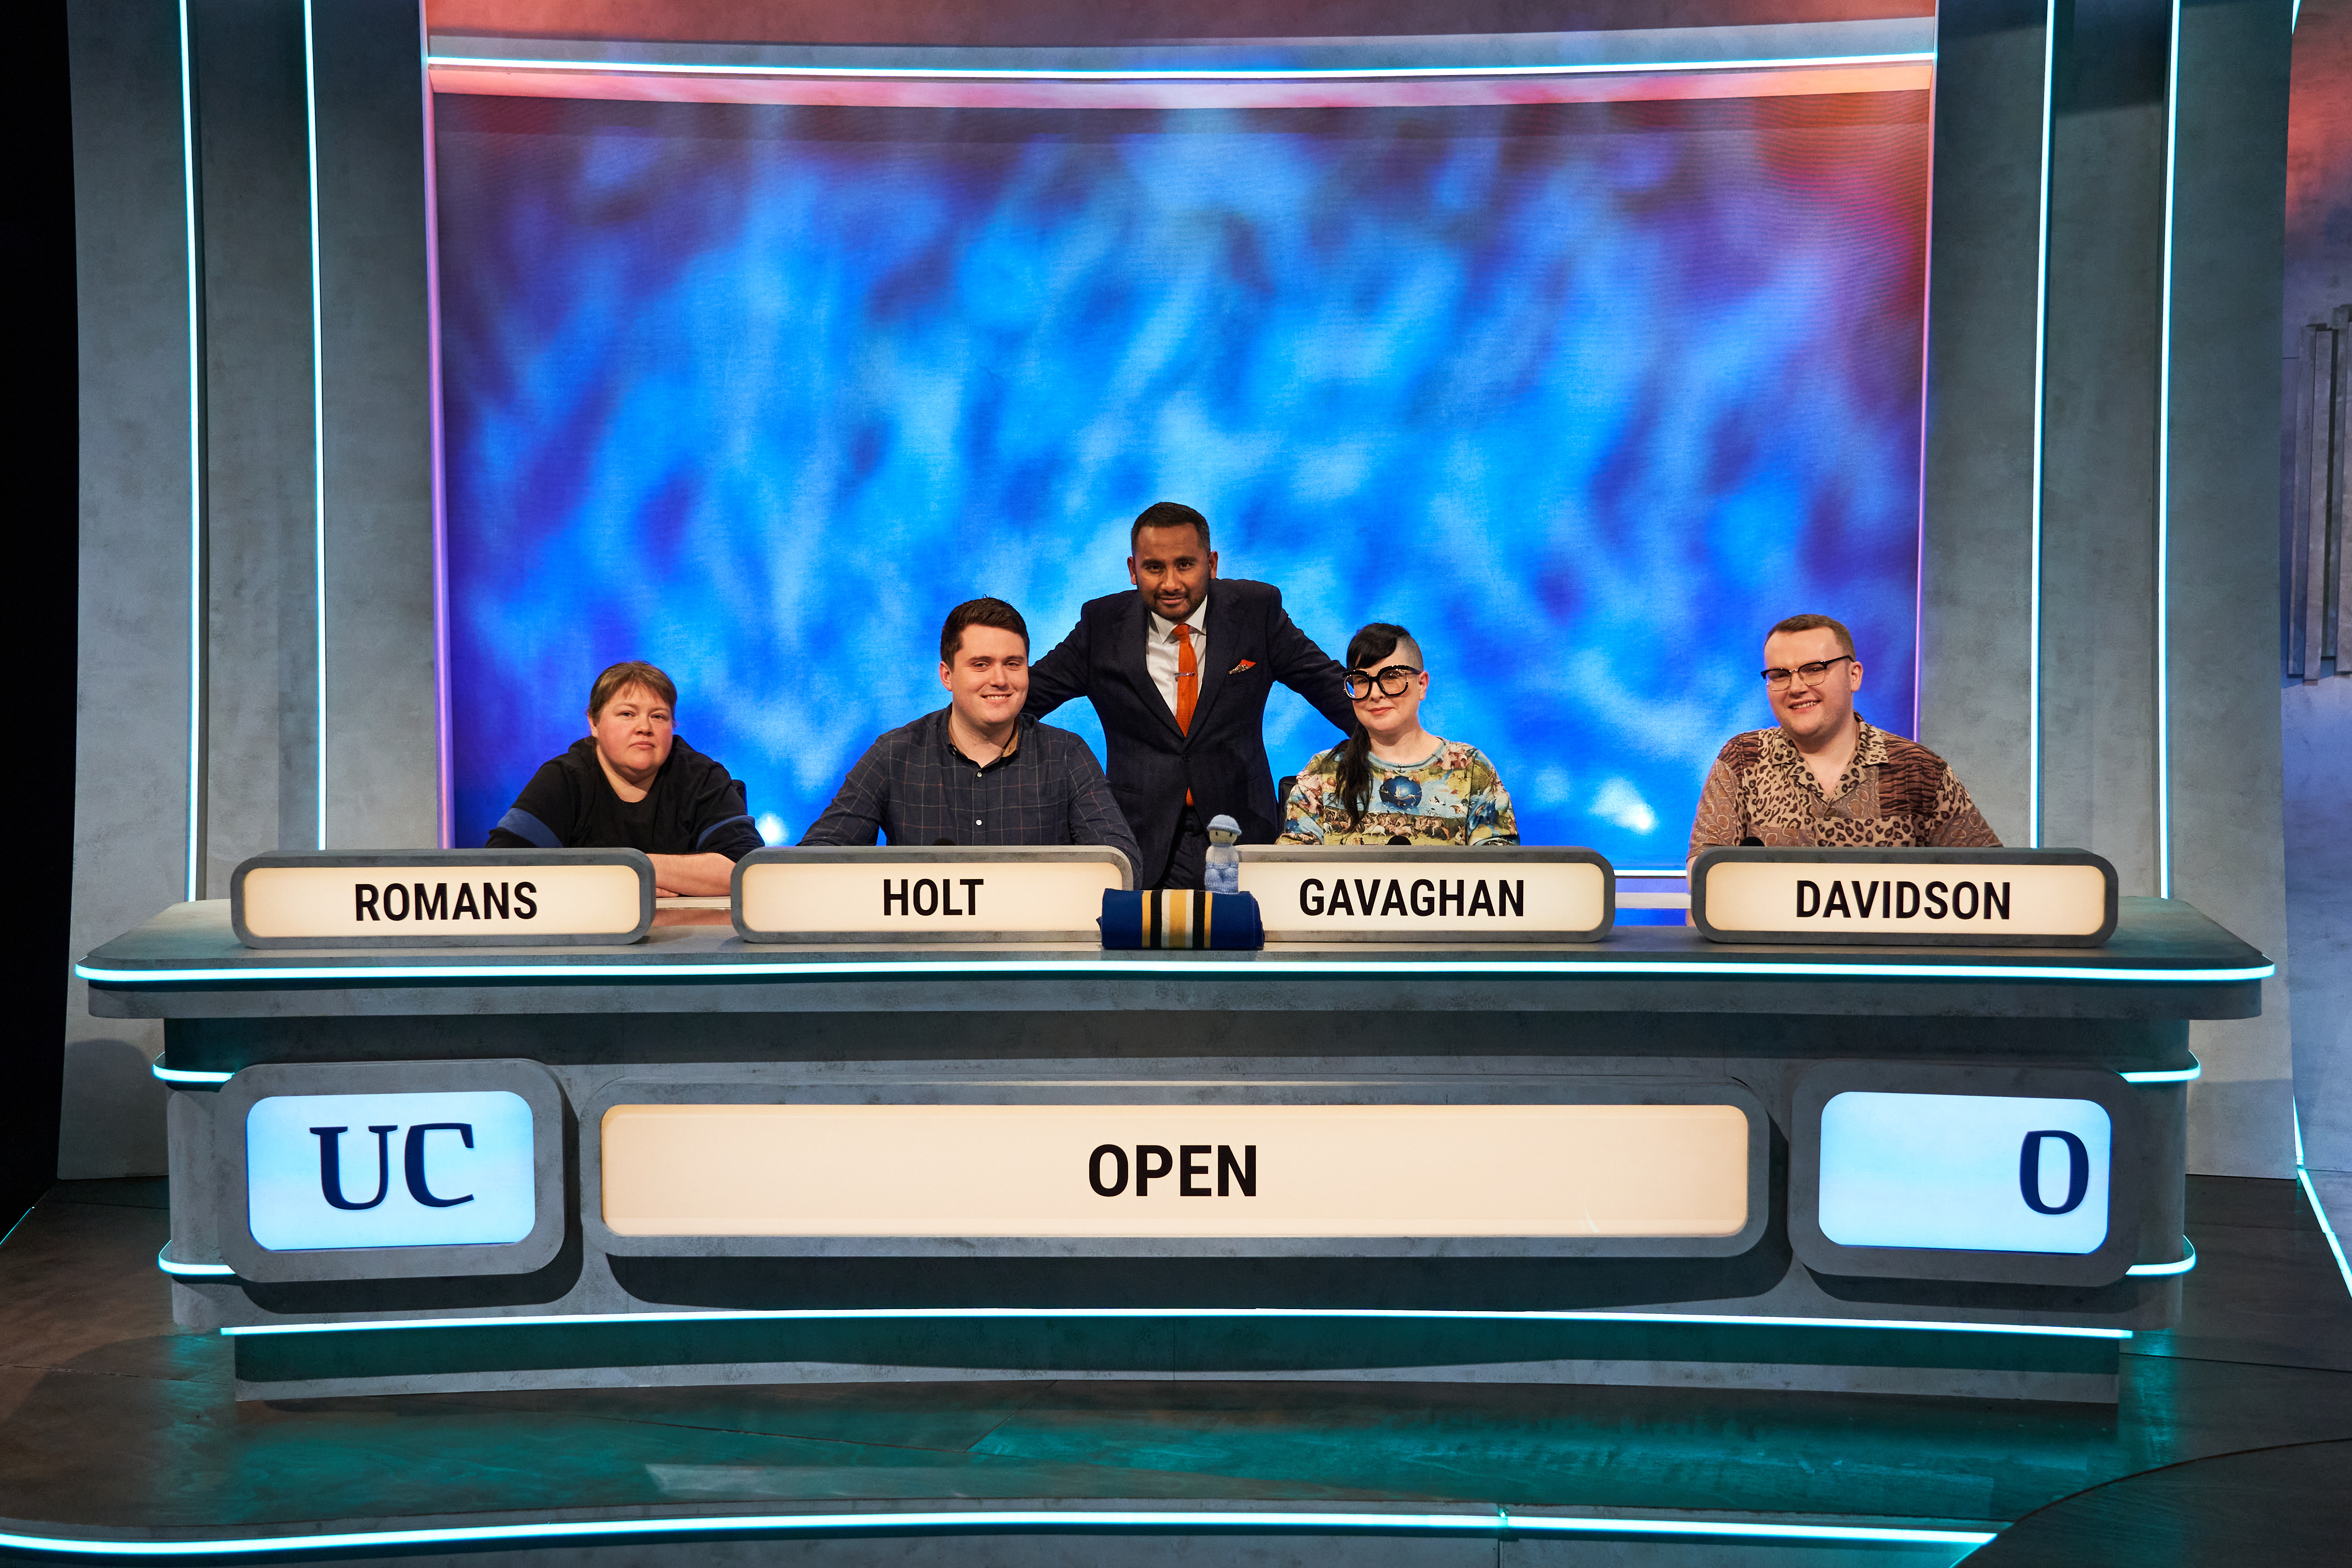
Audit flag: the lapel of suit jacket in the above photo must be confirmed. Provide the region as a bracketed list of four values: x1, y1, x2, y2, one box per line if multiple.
[1118, 593, 1184, 741]
[1184, 584, 1236, 745]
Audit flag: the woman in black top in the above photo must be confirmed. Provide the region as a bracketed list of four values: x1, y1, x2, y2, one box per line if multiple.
[487, 661, 763, 895]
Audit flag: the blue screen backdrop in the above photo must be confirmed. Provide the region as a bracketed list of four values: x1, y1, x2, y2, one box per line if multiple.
[434, 91, 1928, 867]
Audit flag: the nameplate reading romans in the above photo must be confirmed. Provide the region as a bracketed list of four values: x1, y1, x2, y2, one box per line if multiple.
[732, 845, 1134, 944]
[230, 851, 654, 948]
[599, 1102, 1750, 1240]
[1234, 846, 1612, 942]
[1690, 848, 2118, 947]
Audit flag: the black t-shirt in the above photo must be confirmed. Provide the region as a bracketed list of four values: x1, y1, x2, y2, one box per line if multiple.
[486, 737, 764, 860]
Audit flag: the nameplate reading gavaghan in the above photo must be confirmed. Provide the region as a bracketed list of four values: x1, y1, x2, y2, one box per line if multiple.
[1690, 848, 2118, 946]
[230, 850, 655, 948]
[1234, 846, 1612, 942]
[732, 845, 1134, 943]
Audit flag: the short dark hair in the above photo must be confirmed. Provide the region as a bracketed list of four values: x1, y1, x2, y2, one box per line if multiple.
[940, 597, 1029, 664]
[1767, 613, 1855, 659]
[1129, 500, 1211, 555]
[586, 660, 676, 720]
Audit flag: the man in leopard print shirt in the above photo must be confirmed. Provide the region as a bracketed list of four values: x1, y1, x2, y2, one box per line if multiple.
[1687, 614, 1999, 865]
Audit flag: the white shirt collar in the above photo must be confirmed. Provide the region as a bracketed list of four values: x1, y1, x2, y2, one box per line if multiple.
[1147, 594, 1207, 641]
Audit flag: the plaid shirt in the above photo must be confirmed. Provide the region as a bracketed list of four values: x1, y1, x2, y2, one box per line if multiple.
[801, 709, 1143, 878]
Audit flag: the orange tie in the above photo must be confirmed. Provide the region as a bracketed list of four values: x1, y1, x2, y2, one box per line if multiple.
[1172, 623, 1198, 734]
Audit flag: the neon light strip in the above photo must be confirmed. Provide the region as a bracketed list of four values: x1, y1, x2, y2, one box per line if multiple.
[423, 51, 1933, 84]
[219, 1306, 2127, 1340]
[150, 1062, 232, 1086]
[2119, 1055, 2202, 1083]
[302, 0, 327, 851]
[177, 1, 203, 903]
[420, 7, 454, 850]
[75, 957, 2274, 986]
[156, 1247, 234, 1279]
[2154, 0, 2180, 898]
[2124, 1237, 2196, 1276]
[2027, 0, 2057, 848]
[0, 1510, 1996, 1557]
[2298, 1166, 2352, 1299]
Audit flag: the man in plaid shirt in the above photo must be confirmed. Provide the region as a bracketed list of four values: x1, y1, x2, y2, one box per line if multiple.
[800, 598, 1143, 882]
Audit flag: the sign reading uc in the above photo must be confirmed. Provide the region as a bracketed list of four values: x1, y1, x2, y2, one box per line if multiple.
[246, 1090, 536, 1251]
[1817, 1090, 2111, 1255]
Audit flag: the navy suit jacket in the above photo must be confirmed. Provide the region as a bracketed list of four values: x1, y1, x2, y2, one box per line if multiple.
[1026, 578, 1352, 878]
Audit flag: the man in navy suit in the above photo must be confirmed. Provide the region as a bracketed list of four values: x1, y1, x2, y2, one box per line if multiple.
[1026, 501, 1353, 888]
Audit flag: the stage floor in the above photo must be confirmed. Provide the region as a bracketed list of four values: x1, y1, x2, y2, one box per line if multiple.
[1, 1177, 2348, 1566]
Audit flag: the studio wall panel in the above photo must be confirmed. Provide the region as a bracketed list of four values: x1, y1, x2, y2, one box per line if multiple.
[2166, 0, 2295, 1177]
[313, 0, 441, 851]
[66, 0, 192, 1176]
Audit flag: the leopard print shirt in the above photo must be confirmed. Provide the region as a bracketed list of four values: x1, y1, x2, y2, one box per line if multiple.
[1686, 719, 1999, 865]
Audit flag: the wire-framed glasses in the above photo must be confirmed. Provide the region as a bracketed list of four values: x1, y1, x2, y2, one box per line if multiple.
[1760, 654, 1854, 689]
[1344, 664, 1423, 700]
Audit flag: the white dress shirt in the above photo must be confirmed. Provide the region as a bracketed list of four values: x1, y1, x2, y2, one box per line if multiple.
[1144, 596, 1209, 726]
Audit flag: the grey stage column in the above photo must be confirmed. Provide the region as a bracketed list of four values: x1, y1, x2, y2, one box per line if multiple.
[2166, 0, 2296, 1176]
[65, 0, 187, 1175]
[1918, 0, 2049, 844]
[192, 0, 320, 889]
[311, 0, 441, 849]
[2036, 0, 2170, 894]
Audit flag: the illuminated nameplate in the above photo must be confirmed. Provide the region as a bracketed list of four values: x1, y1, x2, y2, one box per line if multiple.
[1234, 847, 1612, 942]
[1818, 1091, 2111, 1252]
[732, 845, 1133, 943]
[230, 851, 653, 948]
[217, 1060, 565, 1282]
[1789, 1064, 2143, 1286]
[599, 1101, 1749, 1240]
[1690, 848, 2117, 946]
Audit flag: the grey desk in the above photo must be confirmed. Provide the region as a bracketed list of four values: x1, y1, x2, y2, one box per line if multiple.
[82, 896, 2269, 1404]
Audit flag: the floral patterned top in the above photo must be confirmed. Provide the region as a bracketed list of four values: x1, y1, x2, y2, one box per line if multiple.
[1279, 739, 1518, 846]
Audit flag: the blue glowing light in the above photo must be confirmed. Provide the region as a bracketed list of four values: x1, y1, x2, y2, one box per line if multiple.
[2298, 1166, 2352, 1300]
[156, 1246, 235, 1279]
[77, 958, 2276, 986]
[150, 1062, 234, 1086]
[2124, 1238, 2196, 1277]
[302, 0, 327, 850]
[2155, 0, 2182, 897]
[433, 90, 1931, 865]
[176, 0, 203, 900]
[0, 1508, 1996, 1557]
[2118, 1057, 2202, 1084]
[219, 1305, 2127, 1339]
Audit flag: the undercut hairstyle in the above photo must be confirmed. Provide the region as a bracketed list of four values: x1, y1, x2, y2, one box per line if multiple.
[1336, 622, 1421, 833]
[1129, 500, 1212, 555]
[1768, 613, 1855, 659]
[586, 660, 677, 720]
[940, 597, 1029, 664]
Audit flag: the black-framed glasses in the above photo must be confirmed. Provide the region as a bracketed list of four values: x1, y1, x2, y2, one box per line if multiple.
[1760, 654, 1854, 689]
[1344, 664, 1423, 700]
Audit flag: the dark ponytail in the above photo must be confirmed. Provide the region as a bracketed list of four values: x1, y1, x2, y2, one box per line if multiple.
[1335, 623, 1413, 831]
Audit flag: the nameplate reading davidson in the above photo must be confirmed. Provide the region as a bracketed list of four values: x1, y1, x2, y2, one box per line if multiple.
[1235, 846, 1613, 942]
[230, 850, 655, 948]
[1690, 848, 2118, 947]
[733, 845, 1135, 944]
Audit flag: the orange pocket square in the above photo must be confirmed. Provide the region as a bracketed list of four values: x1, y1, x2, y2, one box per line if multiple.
[1229, 659, 1256, 673]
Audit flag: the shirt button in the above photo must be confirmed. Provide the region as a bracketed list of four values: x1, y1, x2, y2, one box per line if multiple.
[974, 819, 983, 826]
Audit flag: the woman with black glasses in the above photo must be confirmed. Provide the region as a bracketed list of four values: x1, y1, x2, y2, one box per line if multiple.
[1277, 623, 1518, 846]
